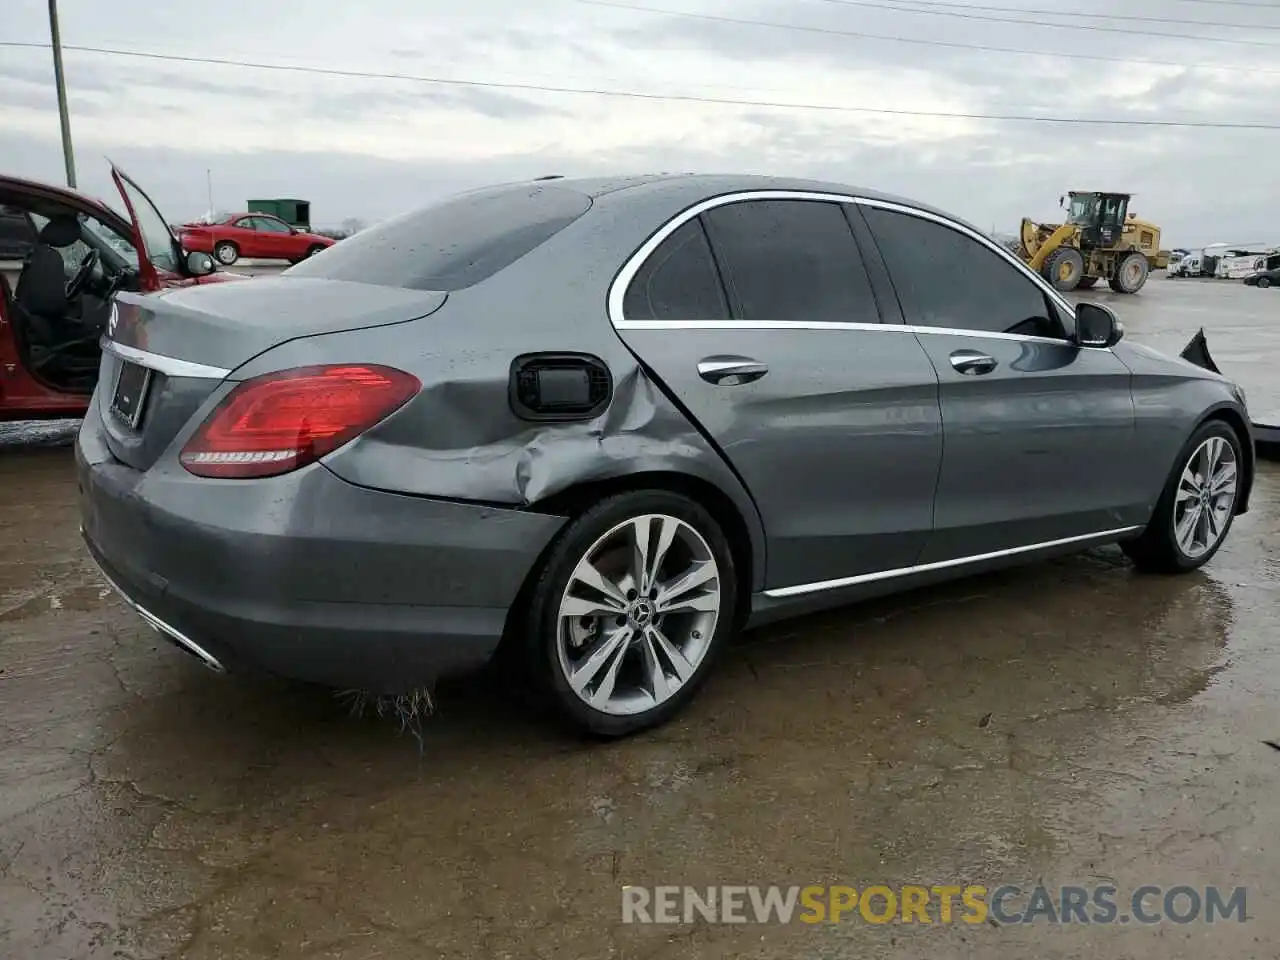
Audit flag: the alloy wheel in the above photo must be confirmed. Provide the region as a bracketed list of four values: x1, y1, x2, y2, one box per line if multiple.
[1172, 436, 1238, 560]
[555, 514, 721, 716]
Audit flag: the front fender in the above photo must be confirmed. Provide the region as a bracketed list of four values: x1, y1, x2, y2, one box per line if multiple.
[1115, 339, 1254, 518]
[1179, 327, 1278, 459]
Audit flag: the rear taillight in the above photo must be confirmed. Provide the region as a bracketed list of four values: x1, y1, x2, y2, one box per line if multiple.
[180, 364, 420, 479]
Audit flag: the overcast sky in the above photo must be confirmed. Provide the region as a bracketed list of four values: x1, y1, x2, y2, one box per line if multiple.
[3, 0, 1279, 245]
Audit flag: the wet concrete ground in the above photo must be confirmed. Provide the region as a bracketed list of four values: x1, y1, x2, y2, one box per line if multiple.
[2, 279, 1279, 958]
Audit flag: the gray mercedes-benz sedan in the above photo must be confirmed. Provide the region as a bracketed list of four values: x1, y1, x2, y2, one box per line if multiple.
[77, 174, 1255, 736]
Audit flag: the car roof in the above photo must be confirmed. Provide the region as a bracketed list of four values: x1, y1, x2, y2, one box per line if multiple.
[534, 172, 980, 236]
[543, 172, 919, 203]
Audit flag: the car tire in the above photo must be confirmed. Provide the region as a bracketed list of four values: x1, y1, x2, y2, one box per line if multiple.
[522, 490, 738, 738]
[306, 245, 325, 258]
[1259, 277, 1272, 289]
[1121, 419, 1243, 574]
[214, 241, 239, 266]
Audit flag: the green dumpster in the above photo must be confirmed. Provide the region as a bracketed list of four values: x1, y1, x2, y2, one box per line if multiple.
[246, 199, 312, 231]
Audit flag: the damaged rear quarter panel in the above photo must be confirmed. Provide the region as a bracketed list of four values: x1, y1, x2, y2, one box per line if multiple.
[227, 185, 769, 589]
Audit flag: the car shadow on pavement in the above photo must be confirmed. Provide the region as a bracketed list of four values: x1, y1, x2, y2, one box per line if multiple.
[88, 542, 1231, 769]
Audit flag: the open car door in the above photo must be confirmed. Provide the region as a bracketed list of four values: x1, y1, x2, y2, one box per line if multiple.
[109, 162, 186, 291]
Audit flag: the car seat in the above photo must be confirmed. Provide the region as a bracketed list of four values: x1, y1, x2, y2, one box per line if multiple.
[14, 215, 79, 322]
[11, 215, 100, 376]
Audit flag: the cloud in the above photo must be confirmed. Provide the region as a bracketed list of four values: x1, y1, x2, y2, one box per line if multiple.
[311, 84, 570, 122]
[146, 71, 277, 100]
[0, 61, 58, 86]
[1, 0, 1277, 244]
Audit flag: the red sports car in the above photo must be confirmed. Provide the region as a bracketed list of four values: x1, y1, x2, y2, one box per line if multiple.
[179, 213, 335, 266]
[1, 164, 241, 422]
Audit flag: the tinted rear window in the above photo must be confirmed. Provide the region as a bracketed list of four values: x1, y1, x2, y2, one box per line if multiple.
[285, 183, 591, 291]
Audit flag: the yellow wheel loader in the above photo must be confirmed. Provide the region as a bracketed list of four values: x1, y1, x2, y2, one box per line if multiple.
[1019, 192, 1172, 294]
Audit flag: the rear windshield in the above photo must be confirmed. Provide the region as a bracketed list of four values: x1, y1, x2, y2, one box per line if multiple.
[285, 183, 591, 291]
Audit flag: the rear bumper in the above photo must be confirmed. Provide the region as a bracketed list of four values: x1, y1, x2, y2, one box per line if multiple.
[75, 409, 567, 692]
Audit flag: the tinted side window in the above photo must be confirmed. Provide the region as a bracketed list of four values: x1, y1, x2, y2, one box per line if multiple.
[862, 207, 1060, 338]
[286, 183, 592, 291]
[701, 199, 879, 325]
[623, 218, 729, 321]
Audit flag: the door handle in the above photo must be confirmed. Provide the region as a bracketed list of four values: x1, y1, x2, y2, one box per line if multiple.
[697, 356, 769, 385]
[949, 350, 998, 375]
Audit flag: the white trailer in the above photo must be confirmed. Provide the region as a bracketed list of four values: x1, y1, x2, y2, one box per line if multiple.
[1217, 254, 1267, 279]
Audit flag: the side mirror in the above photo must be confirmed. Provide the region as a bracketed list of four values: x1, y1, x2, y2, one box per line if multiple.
[186, 250, 216, 276]
[1075, 302, 1123, 348]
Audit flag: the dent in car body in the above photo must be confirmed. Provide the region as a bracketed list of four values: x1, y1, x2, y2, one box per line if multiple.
[227, 177, 776, 590]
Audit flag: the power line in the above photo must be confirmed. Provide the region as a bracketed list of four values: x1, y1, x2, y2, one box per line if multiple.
[1169, 0, 1280, 7]
[3, 40, 1280, 130]
[804, 0, 1280, 46]
[861, 0, 1278, 31]
[579, 0, 1280, 75]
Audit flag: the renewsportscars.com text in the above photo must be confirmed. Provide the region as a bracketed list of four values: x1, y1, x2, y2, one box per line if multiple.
[621, 884, 1248, 926]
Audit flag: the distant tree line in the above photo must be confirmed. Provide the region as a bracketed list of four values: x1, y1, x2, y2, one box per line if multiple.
[314, 217, 367, 241]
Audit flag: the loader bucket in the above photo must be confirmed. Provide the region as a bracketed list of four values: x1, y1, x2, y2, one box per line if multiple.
[1181, 328, 1280, 455]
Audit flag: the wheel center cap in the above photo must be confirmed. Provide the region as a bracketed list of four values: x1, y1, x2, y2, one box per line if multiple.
[630, 600, 654, 627]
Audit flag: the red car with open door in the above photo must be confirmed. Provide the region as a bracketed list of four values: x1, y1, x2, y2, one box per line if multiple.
[179, 213, 334, 266]
[0, 164, 241, 422]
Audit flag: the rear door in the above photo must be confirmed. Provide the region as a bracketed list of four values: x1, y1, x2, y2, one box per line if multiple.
[613, 196, 943, 592]
[856, 202, 1140, 564]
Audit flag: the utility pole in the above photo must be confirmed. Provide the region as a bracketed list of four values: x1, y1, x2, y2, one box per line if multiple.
[207, 168, 214, 216]
[48, 0, 76, 188]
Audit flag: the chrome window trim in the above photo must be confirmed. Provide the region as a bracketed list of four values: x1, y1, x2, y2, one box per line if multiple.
[615, 318, 1070, 346]
[100, 337, 231, 380]
[764, 525, 1143, 599]
[608, 188, 1084, 343]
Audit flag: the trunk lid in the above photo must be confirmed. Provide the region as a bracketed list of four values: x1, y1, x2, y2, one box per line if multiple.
[100, 276, 447, 471]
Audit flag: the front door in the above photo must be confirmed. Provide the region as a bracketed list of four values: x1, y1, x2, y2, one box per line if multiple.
[857, 202, 1140, 564]
[111, 164, 183, 290]
[612, 196, 943, 591]
[248, 216, 294, 258]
